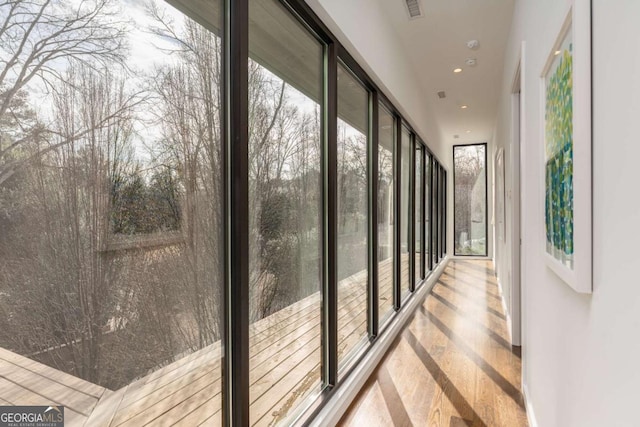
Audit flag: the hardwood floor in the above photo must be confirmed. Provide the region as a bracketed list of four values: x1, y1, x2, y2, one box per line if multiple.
[340, 260, 528, 427]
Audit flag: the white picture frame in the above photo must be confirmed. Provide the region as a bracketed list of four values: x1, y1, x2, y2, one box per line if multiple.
[540, 0, 592, 293]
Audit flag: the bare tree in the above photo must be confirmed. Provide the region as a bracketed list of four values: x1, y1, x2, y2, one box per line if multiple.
[247, 63, 322, 319]
[454, 145, 486, 253]
[148, 13, 225, 349]
[0, 0, 225, 389]
[0, 64, 137, 383]
[0, 0, 328, 391]
[0, 0, 128, 185]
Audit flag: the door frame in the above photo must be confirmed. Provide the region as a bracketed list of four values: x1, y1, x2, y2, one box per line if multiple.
[510, 45, 524, 346]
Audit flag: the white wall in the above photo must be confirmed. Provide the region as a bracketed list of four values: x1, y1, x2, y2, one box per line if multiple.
[493, 0, 640, 425]
[303, 0, 448, 165]
[305, 0, 455, 256]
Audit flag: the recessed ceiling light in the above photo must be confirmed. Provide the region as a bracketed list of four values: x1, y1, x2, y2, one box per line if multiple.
[453, 68, 463, 73]
[466, 130, 472, 133]
[461, 105, 468, 109]
[554, 50, 561, 56]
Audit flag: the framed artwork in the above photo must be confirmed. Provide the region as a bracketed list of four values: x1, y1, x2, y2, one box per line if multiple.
[540, 0, 592, 293]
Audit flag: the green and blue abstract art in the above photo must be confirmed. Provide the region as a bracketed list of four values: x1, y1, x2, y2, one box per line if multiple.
[545, 31, 574, 269]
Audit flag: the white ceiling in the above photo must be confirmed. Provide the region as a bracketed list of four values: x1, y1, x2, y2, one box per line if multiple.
[376, 0, 515, 148]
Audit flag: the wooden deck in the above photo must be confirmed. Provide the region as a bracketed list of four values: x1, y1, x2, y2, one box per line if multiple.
[0, 347, 110, 425]
[0, 256, 405, 426]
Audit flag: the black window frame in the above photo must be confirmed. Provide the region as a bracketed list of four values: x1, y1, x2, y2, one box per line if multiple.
[453, 142, 489, 257]
[76, 0, 452, 423]
[0, 0, 453, 422]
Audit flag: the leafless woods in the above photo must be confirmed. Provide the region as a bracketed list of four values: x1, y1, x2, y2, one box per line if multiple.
[0, 0, 368, 390]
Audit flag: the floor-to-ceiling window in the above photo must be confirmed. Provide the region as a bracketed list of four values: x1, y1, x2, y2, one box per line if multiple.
[0, 0, 450, 423]
[454, 143, 488, 256]
[0, 0, 224, 422]
[440, 165, 446, 260]
[425, 153, 432, 272]
[400, 125, 412, 298]
[337, 62, 369, 369]
[436, 165, 441, 261]
[444, 169, 448, 256]
[414, 143, 424, 283]
[378, 105, 395, 324]
[248, 0, 324, 422]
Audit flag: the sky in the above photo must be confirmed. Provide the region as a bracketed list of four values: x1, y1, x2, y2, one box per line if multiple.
[16, 0, 363, 177]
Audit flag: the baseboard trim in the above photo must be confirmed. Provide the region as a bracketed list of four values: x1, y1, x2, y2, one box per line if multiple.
[523, 383, 539, 427]
[307, 257, 450, 427]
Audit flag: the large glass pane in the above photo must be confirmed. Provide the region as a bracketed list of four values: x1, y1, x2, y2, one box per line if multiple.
[378, 106, 395, 325]
[444, 170, 448, 256]
[435, 161, 441, 263]
[438, 166, 443, 261]
[337, 64, 369, 369]
[425, 155, 432, 272]
[454, 144, 488, 256]
[436, 165, 440, 261]
[0, 0, 223, 423]
[400, 126, 412, 298]
[249, 0, 323, 423]
[440, 166, 446, 259]
[414, 144, 423, 283]
[432, 158, 439, 266]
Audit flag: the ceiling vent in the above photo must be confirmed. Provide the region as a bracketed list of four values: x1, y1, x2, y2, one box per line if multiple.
[437, 91, 446, 99]
[405, 0, 424, 19]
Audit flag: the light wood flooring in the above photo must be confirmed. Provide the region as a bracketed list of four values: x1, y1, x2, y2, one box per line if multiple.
[340, 260, 528, 427]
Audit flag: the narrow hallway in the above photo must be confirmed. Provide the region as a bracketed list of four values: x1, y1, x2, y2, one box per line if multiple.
[340, 260, 528, 427]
